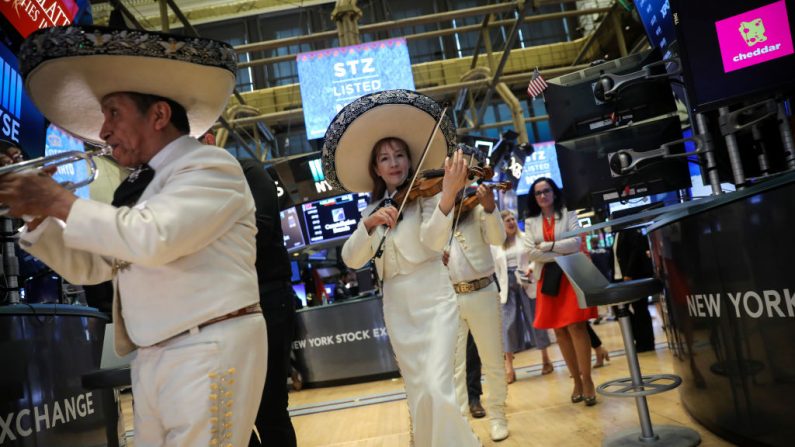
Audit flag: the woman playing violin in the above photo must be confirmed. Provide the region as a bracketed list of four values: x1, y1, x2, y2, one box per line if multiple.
[341, 136, 480, 446]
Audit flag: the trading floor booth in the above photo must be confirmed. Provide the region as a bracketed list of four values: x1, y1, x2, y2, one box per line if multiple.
[279, 190, 399, 387]
[0, 304, 111, 446]
[648, 171, 795, 446]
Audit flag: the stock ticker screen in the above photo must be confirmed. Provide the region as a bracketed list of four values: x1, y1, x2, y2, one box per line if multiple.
[300, 193, 369, 245]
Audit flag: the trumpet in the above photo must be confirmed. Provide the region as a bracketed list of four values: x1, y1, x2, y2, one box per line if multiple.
[0, 146, 109, 215]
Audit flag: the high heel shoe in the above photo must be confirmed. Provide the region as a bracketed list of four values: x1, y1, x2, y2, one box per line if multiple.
[571, 394, 584, 403]
[593, 348, 610, 368]
[584, 395, 597, 406]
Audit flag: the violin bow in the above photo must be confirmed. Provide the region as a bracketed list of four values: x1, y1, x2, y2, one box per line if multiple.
[447, 154, 478, 247]
[373, 106, 449, 259]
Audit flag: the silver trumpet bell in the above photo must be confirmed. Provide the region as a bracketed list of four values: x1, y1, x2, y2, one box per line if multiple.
[0, 146, 108, 216]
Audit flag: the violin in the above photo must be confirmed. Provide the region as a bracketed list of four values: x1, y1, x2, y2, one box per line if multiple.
[453, 181, 513, 219]
[390, 165, 495, 207]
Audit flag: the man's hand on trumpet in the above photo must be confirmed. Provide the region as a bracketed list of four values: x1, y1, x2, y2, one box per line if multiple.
[0, 145, 74, 228]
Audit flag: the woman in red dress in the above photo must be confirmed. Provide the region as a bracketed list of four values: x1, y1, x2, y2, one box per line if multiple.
[523, 177, 598, 406]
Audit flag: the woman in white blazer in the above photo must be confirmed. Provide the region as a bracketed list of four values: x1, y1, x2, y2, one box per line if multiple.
[523, 177, 598, 406]
[492, 210, 553, 383]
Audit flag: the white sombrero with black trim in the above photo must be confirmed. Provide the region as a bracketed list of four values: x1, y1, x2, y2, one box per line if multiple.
[321, 89, 457, 193]
[19, 26, 237, 143]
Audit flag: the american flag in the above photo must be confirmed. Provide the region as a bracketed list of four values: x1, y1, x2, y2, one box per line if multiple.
[526, 67, 548, 99]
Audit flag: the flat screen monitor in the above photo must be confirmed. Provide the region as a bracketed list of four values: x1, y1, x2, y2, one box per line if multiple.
[297, 38, 415, 139]
[555, 114, 692, 210]
[672, 0, 795, 111]
[544, 49, 677, 142]
[0, 40, 45, 157]
[280, 206, 306, 252]
[46, 124, 89, 199]
[292, 283, 307, 307]
[636, 0, 677, 59]
[290, 261, 300, 282]
[301, 192, 369, 245]
[515, 141, 565, 196]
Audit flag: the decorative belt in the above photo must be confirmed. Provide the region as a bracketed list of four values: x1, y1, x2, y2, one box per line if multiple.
[159, 303, 262, 345]
[453, 276, 494, 294]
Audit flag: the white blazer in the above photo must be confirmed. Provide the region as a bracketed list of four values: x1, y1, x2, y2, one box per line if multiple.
[21, 136, 259, 355]
[491, 231, 537, 304]
[522, 208, 581, 281]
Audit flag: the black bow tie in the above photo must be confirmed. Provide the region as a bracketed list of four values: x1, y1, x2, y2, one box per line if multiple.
[112, 164, 155, 207]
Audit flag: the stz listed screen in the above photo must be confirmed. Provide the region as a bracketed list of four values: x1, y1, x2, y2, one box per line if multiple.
[300, 193, 370, 245]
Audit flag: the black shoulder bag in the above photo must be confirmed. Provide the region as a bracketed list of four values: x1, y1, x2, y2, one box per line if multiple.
[540, 262, 563, 296]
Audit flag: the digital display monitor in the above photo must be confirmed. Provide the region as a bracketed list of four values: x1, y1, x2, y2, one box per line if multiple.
[280, 206, 306, 252]
[0, 40, 45, 157]
[301, 193, 369, 245]
[555, 114, 691, 210]
[636, 0, 677, 59]
[672, 0, 795, 111]
[292, 283, 307, 307]
[290, 261, 301, 282]
[515, 141, 565, 196]
[544, 49, 677, 142]
[46, 124, 89, 199]
[297, 38, 415, 139]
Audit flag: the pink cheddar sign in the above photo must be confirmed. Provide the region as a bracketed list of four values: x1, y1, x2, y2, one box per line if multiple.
[715, 0, 794, 73]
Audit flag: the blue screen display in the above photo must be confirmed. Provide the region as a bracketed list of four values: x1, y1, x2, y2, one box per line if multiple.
[292, 283, 307, 307]
[301, 192, 369, 245]
[515, 141, 565, 195]
[297, 38, 415, 139]
[46, 124, 90, 199]
[0, 41, 46, 158]
[636, 0, 677, 59]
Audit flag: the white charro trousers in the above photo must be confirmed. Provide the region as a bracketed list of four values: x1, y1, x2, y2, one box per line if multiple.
[131, 313, 267, 447]
[383, 259, 481, 447]
[454, 283, 507, 423]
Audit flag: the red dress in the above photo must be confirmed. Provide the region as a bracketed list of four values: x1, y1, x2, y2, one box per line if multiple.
[533, 215, 598, 329]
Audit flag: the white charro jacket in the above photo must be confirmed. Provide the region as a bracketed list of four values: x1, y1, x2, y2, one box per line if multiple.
[447, 204, 505, 283]
[21, 136, 259, 355]
[342, 194, 452, 280]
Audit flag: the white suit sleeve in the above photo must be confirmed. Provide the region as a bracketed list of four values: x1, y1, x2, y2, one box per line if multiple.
[480, 207, 506, 246]
[342, 220, 377, 269]
[20, 217, 114, 285]
[419, 195, 453, 252]
[61, 158, 252, 268]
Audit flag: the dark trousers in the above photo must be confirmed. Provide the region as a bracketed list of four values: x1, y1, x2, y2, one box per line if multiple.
[250, 284, 297, 447]
[465, 331, 483, 402]
[630, 298, 655, 352]
[587, 322, 602, 349]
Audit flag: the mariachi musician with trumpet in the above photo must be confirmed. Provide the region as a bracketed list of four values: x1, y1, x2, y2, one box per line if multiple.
[324, 89, 481, 446]
[0, 26, 266, 446]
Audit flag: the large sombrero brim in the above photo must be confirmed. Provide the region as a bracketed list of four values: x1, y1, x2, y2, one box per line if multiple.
[20, 26, 237, 143]
[321, 90, 456, 193]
